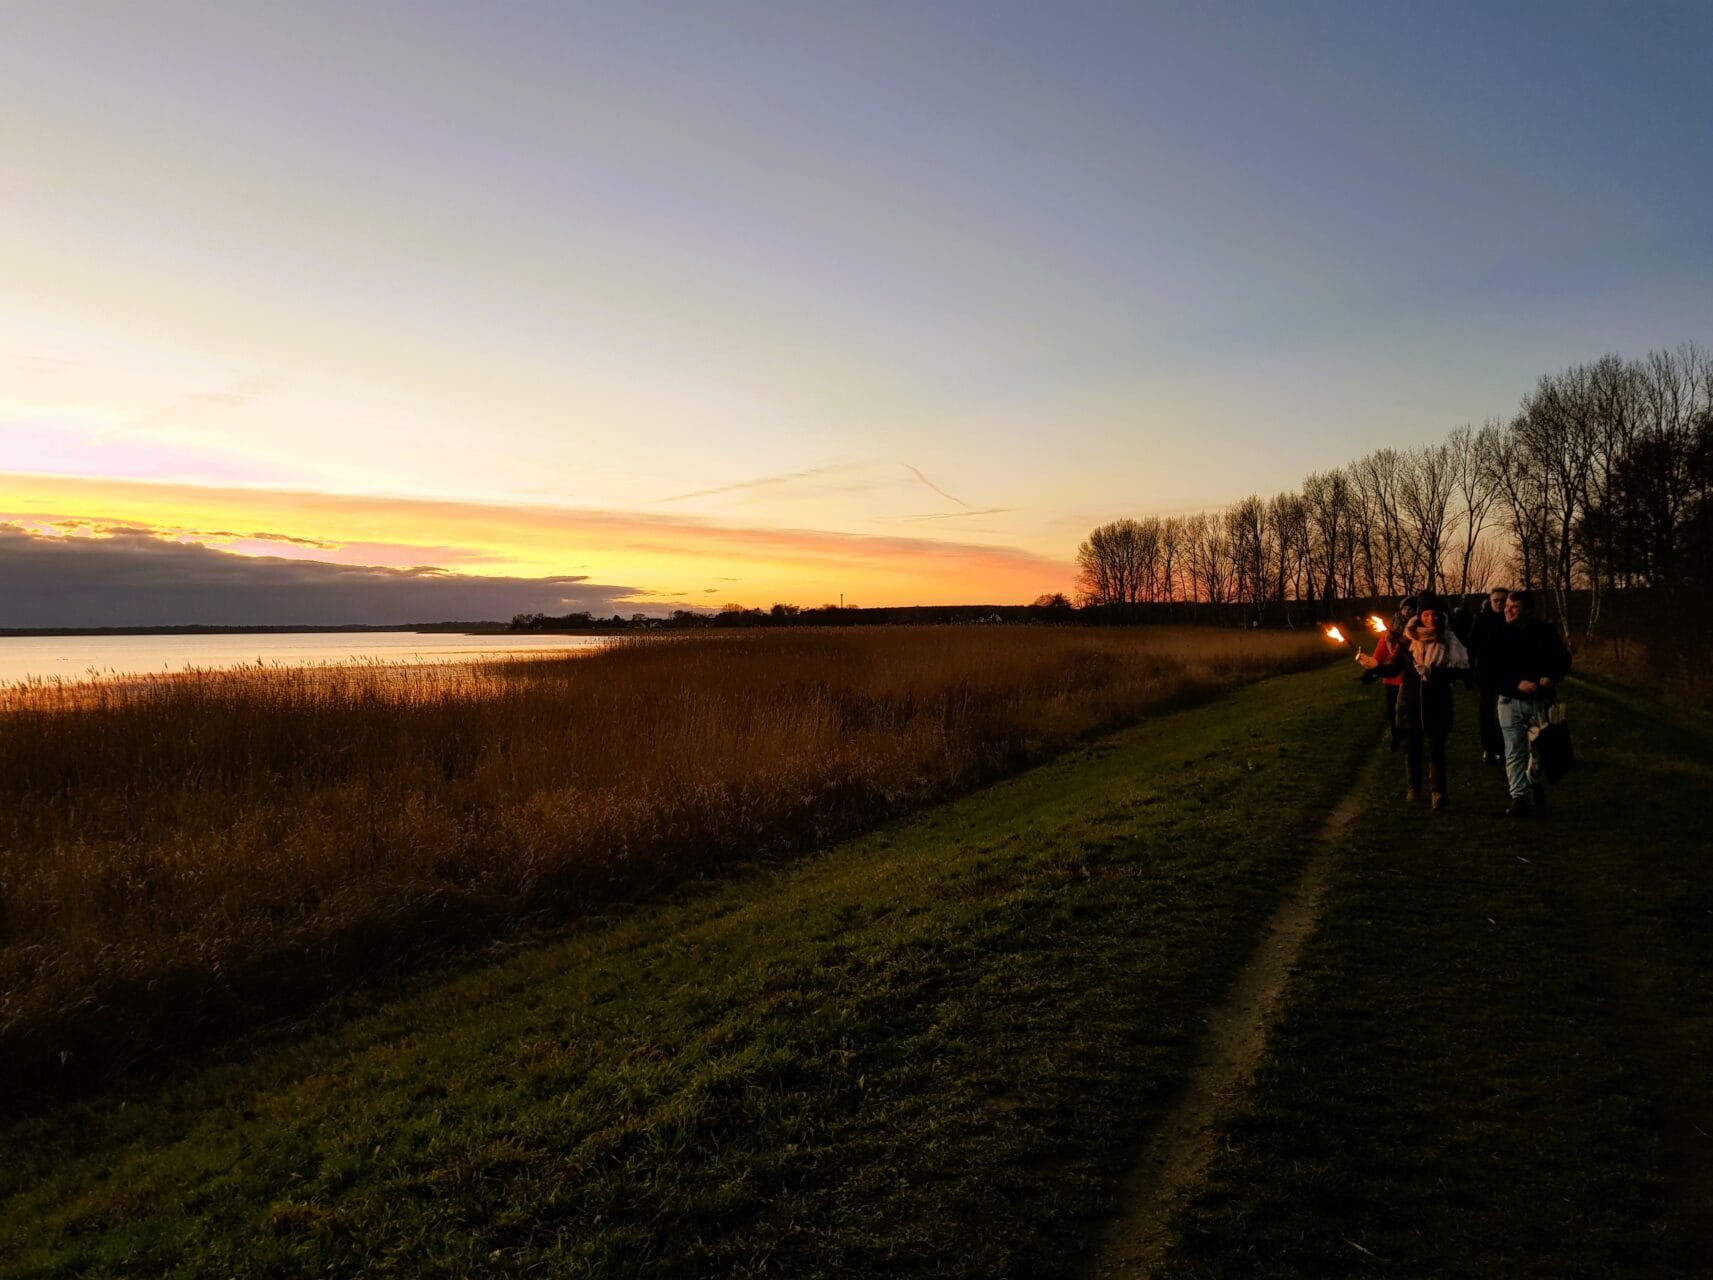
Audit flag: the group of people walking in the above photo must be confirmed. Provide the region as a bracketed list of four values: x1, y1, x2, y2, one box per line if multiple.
[1357, 586, 1571, 816]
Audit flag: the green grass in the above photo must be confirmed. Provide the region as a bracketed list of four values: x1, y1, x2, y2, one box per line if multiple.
[1157, 677, 1713, 1278]
[1, 668, 1374, 1279]
[8, 667, 1705, 1278]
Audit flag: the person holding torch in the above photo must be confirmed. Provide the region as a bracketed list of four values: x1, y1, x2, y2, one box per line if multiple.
[1357, 593, 1470, 811]
[1365, 596, 1415, 751]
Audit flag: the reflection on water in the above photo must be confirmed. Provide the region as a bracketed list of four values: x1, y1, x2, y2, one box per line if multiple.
[0, 632, 609, 687]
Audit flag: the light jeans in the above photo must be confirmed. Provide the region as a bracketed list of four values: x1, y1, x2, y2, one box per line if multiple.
[1496, 696, 1549, 799]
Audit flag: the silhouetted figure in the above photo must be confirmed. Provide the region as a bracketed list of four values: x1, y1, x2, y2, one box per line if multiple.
[1465, 585, 1510, 764]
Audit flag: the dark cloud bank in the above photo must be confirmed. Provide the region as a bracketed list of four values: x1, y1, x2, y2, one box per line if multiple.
[0, 525, 644, 627]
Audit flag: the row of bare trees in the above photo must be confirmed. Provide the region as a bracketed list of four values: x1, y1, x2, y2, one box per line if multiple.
[1077, 345, 1713, 655]
[1495, 347, 1713, 643]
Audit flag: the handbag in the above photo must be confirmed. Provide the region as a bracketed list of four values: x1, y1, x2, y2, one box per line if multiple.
[1533, 715, 1576, 783]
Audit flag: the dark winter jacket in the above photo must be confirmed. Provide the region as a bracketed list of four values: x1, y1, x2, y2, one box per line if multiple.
[1465, 604, 1510, 687]
[1489, 617, 1572, 702]
[1371, 641, 1468, 734]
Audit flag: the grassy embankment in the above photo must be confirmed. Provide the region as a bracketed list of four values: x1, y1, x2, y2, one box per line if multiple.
[0, 627, 1325, 1105]
[7, 655, 1703, 1277]
[1158, 675, 1713, 1278]
[1, 661, 1374, 1277]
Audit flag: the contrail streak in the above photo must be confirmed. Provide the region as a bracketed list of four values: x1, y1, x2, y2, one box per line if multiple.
[903, 464, 975, 510]
[659, 466, 838, 503]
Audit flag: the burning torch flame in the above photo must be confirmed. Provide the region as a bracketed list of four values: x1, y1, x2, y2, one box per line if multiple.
[1367, 614, 1388, 634]
[1324, 626, 1346, 645]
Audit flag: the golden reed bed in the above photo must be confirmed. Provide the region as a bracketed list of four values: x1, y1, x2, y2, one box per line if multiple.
[0, 626, 1325, 1100]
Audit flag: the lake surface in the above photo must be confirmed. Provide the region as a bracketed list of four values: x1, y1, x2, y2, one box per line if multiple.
[0, 632, 610, 686]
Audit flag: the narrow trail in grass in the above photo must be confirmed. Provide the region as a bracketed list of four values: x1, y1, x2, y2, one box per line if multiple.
[1086, 742, 1384, 1278]
[1145, 676, 1712, 1277]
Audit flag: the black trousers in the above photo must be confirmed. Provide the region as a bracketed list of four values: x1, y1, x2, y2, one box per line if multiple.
[1476, 682, 1503, 757]
[1404, 729, 1448, 795]
[1384, 685, 1400, 745]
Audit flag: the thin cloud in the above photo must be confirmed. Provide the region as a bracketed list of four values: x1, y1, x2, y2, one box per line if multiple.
[47, 519, 158, 537]
[899, 507, 1011, 522]
[902, 464, 976, 511]
[36, 517, 340, 551]
[205, 529, 340, 548]
[659, 466, 844, 503]
[97, 374, 283, 442]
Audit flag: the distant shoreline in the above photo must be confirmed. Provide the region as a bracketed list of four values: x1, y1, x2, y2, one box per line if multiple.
[0, 623, 511, 638]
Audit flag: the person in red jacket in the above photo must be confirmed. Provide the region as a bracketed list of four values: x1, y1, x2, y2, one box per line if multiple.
[1370, 596, 1415, 751]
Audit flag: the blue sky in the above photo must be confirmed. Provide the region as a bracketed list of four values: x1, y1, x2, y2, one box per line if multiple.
[1, 0, 1708, 614]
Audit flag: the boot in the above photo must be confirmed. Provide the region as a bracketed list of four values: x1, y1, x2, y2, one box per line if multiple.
[1431, 793, 1448, 812]
[1505, 797, 1530, 817]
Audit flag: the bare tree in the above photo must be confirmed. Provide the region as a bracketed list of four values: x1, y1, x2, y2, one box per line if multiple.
[1463, 538, 1503, 602]
[1183, 512, 1233, 607]
[1513, 365, 1599, 629]
[1571, 354, 1644, 636]
[1158, 516, 1181, 607]
[1608, 345, 1708, 585]
[1225, 496, 1270, 624]
[1399, 443, 1459, 595]
[1350, 450, 1410, 594]
[1301, 469, 1351, 617]
[1447, 423, 1503, 595]
[1269, 491, 1310, 625]
[1134, 517, 1164, 602]
[1489, 421, 1540, 588]
[1075, 519, 1150, 605]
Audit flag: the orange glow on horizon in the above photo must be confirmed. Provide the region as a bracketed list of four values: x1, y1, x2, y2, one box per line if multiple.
[0, 472, 1074, 609]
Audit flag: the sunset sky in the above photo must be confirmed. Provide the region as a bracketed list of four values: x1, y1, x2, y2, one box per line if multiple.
[3, 1, 1710, 624]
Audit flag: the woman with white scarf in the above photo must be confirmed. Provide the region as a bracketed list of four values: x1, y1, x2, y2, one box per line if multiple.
[1358, 595, 1470, 811]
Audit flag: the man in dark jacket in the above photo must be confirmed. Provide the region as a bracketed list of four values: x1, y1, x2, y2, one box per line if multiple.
[1491, 589, 1572, 817]
[1465, 585, 1510, 764]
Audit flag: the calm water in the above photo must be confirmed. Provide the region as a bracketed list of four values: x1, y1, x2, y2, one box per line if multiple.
[0, 632, 610, 686]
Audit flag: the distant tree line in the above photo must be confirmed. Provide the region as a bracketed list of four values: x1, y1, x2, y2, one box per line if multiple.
[1076, 344, 1712, 671]
[509, 601, 1077, 633]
